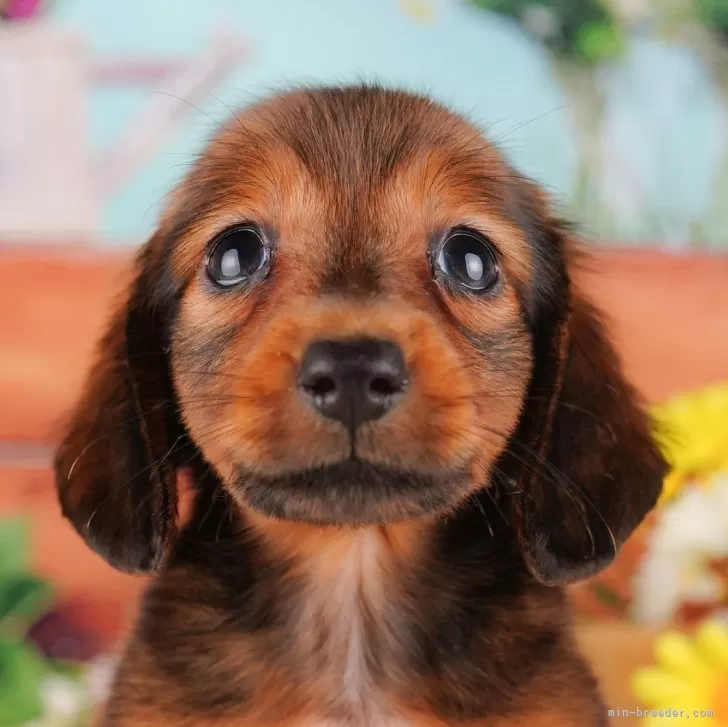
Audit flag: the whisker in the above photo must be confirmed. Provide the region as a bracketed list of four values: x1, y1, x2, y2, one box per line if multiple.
[471, 495, 494, 537]
[152, 90, 226, 130]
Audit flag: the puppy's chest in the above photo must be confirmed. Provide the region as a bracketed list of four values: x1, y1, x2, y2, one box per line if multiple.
[292, 533, 409, 726]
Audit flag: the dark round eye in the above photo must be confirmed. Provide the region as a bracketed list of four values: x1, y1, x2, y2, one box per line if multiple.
[206, 225, 270, 287]
[436, 229, 499, 292]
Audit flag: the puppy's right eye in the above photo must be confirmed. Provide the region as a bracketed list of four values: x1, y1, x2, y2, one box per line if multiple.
[435, 228, 499, 293]
[206, 225, 270, 288]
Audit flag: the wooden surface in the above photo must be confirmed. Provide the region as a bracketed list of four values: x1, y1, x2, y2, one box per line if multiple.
[575, 621, 658, 718]
[2, 246, 727, 444]
[1, 244, 727, 720]
[0, 246, 130, 442]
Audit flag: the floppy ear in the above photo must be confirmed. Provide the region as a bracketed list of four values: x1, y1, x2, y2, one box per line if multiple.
[54, 236, 191, 574]
[506, 231, 667, 586]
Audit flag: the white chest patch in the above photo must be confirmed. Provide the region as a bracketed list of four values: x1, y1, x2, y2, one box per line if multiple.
[301, 530, 401, 725]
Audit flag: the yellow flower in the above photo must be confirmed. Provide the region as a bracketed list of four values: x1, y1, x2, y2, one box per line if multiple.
[632, 620, 728, 725]
[652, 382, 728, 503]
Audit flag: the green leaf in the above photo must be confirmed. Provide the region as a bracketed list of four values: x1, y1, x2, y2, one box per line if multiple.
[575, 21, 624, 63]
[0, 576, 54, 635]
[0, 641, 47, 725]
[695, 0, 728, 32]
[0, 519, 30, 578]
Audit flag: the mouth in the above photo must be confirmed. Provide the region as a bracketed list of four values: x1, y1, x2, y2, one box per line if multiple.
[233, 458, 470, 527]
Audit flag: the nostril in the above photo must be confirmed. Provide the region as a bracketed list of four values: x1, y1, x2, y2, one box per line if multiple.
[302, 374, 338, 399]
[369, 374, 404, 399]
[298, 338, 407, 427]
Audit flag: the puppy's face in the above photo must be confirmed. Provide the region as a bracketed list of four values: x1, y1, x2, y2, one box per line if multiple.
[168, 91, 533, 525]
[55, 87, 665, 583]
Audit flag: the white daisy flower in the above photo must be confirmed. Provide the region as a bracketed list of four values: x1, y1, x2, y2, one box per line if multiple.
[22, 675, 89, 727]
[84, 653, 119, 704]
[22, 654, 118, 726]
[632, 473, 728, 625]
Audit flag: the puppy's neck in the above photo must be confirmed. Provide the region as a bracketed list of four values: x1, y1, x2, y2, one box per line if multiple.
[241, 510, 427, 624]
[243, 509, 427, 567]
[240, 510, 427, 724]
[159, 493, 565, 724]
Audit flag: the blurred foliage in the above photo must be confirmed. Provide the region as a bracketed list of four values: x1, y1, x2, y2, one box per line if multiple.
[462, 0, 728, 248]
[467, 0, 624, 63]
[467, 0, 728, 59]
[0, 518, 90, 727]
[695, 0, 728, 38]
[0, 518, 52, 725]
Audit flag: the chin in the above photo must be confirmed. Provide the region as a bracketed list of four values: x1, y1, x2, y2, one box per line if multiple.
[232, 459, 471, 527]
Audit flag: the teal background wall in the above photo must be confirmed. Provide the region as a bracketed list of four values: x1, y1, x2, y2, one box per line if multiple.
[48, 0, 728, 249]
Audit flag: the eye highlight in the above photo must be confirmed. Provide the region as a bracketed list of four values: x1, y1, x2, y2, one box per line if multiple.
[206, 225, 270, 288]
[435, 229, 499, 292]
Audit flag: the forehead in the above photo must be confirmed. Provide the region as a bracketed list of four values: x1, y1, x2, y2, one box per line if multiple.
[165, 87, 535, 286]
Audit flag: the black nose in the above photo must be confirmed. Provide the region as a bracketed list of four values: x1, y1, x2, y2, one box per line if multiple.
[298, 338, 407, 430]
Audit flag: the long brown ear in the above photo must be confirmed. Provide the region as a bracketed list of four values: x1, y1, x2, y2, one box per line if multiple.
[506, 234, 666, 585]
[54, 237, 190, 574]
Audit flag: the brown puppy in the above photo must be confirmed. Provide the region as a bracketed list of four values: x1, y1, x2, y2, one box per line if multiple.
[55, 86, 665, 727]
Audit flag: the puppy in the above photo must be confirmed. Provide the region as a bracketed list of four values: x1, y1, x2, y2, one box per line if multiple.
[55, 85, 666, 727]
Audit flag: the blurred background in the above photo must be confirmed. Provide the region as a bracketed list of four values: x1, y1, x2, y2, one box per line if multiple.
[0, 1, 727, 725]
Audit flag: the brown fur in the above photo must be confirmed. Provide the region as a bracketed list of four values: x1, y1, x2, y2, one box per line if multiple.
[55, 85, 666, 726]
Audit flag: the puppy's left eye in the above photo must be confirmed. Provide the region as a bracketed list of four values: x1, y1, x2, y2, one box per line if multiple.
[206, 225, 270, 287]
[436, 229, 499, 292]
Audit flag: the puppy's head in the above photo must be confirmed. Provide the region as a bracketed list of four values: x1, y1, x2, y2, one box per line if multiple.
[55, 86, 665, 584]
